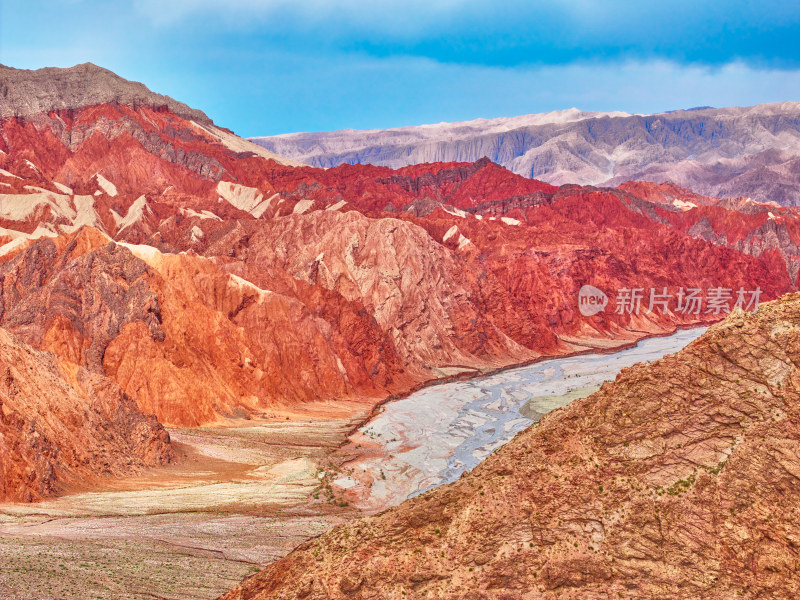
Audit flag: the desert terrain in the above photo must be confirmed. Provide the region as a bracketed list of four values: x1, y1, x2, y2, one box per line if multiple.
[0, 418, 358, 600]
[1, 329, 702, 599]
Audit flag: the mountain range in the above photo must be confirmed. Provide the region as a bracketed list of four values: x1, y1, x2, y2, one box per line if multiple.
[0, 62, 798, 487]
[251, 102, 800, 206]
[1, 63, 799, 598]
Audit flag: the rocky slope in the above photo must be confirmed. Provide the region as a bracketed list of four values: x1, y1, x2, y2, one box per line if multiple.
[251, 101, 800, 206]
[220, 293, 800, 600]
[0, 327, 173, 503]
[1, 64, 799, 428]
[0, 62, 212, 123]
[0, 227, 409, 426]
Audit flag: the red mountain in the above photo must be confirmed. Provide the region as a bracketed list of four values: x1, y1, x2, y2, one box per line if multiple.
[0, 63, 797, 436]
[6, 63, 800, 600]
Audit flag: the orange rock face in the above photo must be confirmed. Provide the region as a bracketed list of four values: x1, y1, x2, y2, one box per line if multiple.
[0, 328, 172, 502]
[102, 248, 409, 426]
[220, 294, 800, 600]
[0, 229, 409, 426]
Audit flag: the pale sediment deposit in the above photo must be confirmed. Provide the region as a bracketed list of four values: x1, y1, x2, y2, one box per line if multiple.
[0, 419, 358, 600]
[334, 328, 706, 512]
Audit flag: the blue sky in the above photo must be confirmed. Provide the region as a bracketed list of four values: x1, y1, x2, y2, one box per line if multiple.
[1, 0, 799, 136]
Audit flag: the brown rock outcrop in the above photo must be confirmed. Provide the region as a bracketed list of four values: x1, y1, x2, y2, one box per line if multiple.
[0, 63, 212, 123]
[220, 294, 800, 599]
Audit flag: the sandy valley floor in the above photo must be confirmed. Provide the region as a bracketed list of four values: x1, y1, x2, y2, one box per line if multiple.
[0, 419, 360, 600]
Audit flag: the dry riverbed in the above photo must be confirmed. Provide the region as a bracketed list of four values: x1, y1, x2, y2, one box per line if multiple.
[332, 328, 706, 512]
[0, 419, 360, 600]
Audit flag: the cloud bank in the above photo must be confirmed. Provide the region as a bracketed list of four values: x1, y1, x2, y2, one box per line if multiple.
[131, 0, 800, 68]
[1, 0, 799, 135]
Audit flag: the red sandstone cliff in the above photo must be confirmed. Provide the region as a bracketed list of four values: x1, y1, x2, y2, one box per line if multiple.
[0, 327, 172, 502]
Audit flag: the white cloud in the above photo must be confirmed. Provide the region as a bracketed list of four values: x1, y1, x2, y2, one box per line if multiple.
[132, 0, 471, 32]
[247, 54, 800, 134]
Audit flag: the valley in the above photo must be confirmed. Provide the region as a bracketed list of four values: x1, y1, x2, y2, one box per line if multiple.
[333, 327, 706, 512]
[0, 419, 358, 600]
[0, 329, 702, 599]
[0, 62, 798, 599]
[224, 294, 800, 600]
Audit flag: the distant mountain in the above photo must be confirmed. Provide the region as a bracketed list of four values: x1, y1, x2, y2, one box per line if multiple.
[251, 102, 800, 206]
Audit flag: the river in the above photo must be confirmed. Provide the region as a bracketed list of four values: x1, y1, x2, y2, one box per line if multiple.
[334, 327, 707, 511]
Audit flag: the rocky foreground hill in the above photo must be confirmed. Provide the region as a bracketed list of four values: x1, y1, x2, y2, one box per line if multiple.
[252, 102, 800, 206]
[221, 294, 800, 600]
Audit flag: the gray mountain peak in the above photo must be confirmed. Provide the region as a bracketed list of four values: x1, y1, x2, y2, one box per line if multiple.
[0, 62, 212, 124]
[251, 102, 800, 206]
